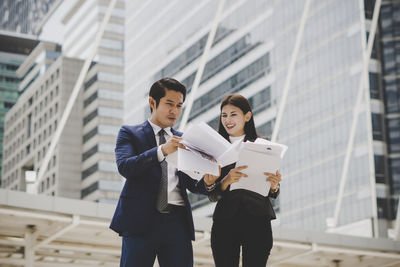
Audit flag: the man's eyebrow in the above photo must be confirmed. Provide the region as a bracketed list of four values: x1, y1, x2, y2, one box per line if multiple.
[165, 99, 183, 105]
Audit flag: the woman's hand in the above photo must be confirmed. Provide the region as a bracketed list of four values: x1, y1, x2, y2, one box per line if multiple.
[221, 166, 248, 191]
[204, 166, 221, 185]
[264, 170, 281, 192]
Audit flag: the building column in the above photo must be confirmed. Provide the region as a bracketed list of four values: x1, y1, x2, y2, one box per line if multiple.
[25, 226, 35, 267]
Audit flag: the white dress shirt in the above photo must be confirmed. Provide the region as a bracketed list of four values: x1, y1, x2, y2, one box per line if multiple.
[148, 119, 185, 206]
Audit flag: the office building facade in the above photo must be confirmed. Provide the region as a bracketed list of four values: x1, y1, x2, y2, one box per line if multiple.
[2, 0, 125, 203]
[2, 42, 84, 198]
[378, 0, 400, 232]
[125, 0, 399, 237]
[60, 0, 125, 203]
[0, 32, 37, 185]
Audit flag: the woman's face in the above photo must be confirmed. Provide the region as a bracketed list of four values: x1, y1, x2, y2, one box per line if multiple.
[221, 104, 251, 137]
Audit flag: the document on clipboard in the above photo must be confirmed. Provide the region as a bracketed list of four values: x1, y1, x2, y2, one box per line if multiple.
[230, 139, 288, 196]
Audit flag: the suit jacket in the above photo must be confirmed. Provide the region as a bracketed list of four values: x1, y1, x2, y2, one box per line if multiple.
[110, 121, 209, 240]
[209, 163, 279, 222]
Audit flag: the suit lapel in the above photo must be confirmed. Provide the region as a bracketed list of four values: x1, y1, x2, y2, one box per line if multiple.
[142, 120, 157, 148]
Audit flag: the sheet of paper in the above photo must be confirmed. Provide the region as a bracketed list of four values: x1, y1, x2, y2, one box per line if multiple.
[177, 148, 220, 178]
[181, 170, 204, 180]
[254, 138, 288, 158]
[168, 151, 205, 179]
[230, 144, 281, 196]
[217, 139, 242, 167]
[182, 122, 231, 159]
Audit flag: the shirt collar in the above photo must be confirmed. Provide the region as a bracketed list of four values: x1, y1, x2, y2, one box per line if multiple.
[229, 134, 245, 143]
[147, 119, 172, 137]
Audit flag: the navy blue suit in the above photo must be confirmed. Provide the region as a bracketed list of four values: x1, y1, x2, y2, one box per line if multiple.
[110, 120, 209, 266]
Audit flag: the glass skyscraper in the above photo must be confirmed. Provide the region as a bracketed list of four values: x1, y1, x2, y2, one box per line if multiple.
[379, 0, 400, 225]
[124, 0, 398, 237]
[0, 0, 56, 35]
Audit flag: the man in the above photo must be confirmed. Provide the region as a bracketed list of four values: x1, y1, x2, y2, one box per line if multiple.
[110, 78, 218, 267]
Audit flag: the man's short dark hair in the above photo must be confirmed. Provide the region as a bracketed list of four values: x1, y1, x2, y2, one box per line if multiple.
[149, 78, 187, 112]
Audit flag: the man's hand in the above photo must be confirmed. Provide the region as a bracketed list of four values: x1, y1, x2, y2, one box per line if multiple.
[204, 166, 221, 185]
[161, 135, 186, 156]
[264, 170, 281, 192]
[221, 166, 248, 191]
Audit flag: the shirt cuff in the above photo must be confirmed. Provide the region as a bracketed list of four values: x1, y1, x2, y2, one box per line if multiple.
[157, 146, 165, 162]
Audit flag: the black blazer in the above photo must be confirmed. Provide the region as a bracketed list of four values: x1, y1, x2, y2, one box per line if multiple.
[209, 163, 279, 222]
[110, 121, 210, 240]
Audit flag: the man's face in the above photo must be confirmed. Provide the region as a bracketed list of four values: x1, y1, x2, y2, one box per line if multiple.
[149, 89, 183, 128]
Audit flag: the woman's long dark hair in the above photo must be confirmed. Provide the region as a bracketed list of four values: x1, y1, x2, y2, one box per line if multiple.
[217, 94, 258, 142]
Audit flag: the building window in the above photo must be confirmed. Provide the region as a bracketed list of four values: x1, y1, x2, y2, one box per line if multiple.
[369, 72, 380, 99]
[188, 53, 270, 121]
[371, 113, 384, 141]
[182, 35, 260, 91]
[257, 120, 274, 140]
[387, 118, 400, 154]
[155, 27, 233, 80]
[84, 92, 98, 108]
[249, 87, 271, 115]
[207, 117, 220, 130]
[374, 155, 385, 183]
[83, 127, 98, 143]
[84, 74, 98, 91]
[83, 109, 98, 125]
[81, 181, 99, 198]
[82, 163, 99, 180]
[82, 145, 98, 161]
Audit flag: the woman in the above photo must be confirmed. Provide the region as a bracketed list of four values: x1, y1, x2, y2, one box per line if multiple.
[208, 94, 281, 267]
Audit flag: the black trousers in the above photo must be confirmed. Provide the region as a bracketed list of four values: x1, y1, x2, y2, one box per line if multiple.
[211, 213, 273, 267]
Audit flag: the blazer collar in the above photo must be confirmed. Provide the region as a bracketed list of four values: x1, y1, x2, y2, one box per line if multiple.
[142, 120, 157, 148]
[147, 119, 173, 137]
[142, 120, 182, 147]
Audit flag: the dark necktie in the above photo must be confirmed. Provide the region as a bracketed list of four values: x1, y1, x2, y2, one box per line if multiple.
[156, 129, 168, 212]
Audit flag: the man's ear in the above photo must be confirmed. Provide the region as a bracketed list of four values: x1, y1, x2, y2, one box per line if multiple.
[245, 111, 252, 122]
[149, 97, 156, 112]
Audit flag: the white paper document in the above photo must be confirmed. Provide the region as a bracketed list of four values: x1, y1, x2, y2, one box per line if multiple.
[176, 122, 232, 177]
[230, 139, 288, 196]
[175, 122, 288, 188]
